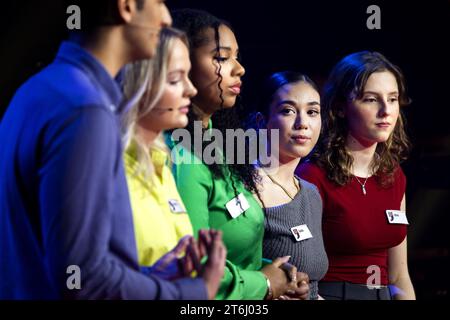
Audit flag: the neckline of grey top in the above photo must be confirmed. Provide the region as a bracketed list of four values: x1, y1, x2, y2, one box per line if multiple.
[264, 175, 304, 210]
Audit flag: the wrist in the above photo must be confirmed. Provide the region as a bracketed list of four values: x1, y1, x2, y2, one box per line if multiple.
[263, 274, 273, 300]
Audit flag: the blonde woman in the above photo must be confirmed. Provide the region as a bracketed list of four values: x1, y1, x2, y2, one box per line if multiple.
[121, 27, 226, 299]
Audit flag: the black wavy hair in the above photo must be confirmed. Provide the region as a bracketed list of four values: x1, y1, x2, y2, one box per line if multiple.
[172, 8, 260, 195]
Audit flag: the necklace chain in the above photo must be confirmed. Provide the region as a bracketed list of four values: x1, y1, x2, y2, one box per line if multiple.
[266, 174, 300, 200]
[354, 176, 369, 195]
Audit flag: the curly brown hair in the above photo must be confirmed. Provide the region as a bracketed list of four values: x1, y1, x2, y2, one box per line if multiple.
[310, 51, 411, 187]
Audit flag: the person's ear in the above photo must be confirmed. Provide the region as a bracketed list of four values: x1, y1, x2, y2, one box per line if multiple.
[255, 112, 267, 129]
[117, 0, 135, 23]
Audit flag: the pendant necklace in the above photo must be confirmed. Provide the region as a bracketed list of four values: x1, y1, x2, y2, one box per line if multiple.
[354, 176, 369, 195]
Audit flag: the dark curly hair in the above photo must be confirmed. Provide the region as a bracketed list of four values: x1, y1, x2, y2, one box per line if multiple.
[310, 51, 411, 187]
[171, 8, 260, 195]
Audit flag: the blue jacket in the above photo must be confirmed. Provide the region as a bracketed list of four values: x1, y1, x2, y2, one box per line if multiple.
[0, 41, 207, 300]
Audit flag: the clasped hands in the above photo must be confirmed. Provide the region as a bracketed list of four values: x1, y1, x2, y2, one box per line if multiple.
[148, 229, 225, 281]
[261, 256, 310, 300]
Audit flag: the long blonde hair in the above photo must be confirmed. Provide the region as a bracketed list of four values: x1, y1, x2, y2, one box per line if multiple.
[120, 27, 189, 182]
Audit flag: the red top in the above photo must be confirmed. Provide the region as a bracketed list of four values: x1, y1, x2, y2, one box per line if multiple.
[297, 162, 407, 285]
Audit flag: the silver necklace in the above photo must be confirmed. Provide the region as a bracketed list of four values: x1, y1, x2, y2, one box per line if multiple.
[354, 176, 369, 195]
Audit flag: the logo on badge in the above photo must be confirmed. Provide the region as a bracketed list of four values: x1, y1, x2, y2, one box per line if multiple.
[168, 199, 186, 213]
[387, 211, 394, 222]
[292, 228, 301, 241]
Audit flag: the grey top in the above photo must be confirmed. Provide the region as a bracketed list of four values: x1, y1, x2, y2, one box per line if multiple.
[263, 177, 329, 300]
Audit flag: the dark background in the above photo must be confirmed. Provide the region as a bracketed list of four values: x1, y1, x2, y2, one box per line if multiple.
[1, 0, 449, 299]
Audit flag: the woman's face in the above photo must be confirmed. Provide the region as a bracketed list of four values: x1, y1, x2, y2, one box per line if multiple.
[189, 24, 245, 114]
[266, 81, 321, 161]
[344, 71, 400, 146]
[139, 38, 197, 132]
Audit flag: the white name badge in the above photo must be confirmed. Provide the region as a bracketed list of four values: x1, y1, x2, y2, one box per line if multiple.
[168, 199, 186, 214]
[385, 210, 409, 225]
[291, 224, 313, 242]
[225, 193, 250, 219]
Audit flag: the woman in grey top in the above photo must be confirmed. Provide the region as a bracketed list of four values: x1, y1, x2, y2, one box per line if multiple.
[251, 71, 329, 300]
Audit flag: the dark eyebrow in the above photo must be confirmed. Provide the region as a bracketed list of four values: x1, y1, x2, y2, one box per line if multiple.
[209, 47, 240, 55]
[276, 100, 321, 108]
[275, 100, 297, 108]
[363, 90, 399, 96]
[210, 47, 231, 53]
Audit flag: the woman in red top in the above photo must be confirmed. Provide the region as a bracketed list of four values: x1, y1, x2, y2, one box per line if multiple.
[297, 51, 415, 300]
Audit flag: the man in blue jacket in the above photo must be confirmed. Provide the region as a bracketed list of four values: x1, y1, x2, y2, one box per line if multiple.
[0, 0, 225, 299]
